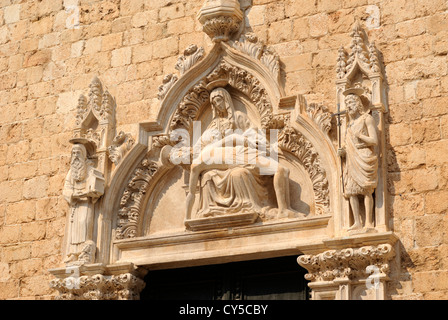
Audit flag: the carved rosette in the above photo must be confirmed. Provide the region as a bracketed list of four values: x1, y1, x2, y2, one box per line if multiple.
[297, 244, 395, 283]
[116, 157, 159, 239]
[278, 125, 330, 215]
[50, 273, 145, 300]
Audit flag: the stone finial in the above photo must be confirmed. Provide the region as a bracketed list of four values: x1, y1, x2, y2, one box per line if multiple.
[197, 0, 243, 42]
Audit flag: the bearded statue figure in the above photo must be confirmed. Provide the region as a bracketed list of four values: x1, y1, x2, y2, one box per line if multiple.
[338, 88, 379, 231]
[63, 143, 105, 265]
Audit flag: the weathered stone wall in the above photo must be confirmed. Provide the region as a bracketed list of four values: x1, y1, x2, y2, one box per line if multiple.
[0, 0, 447, 299]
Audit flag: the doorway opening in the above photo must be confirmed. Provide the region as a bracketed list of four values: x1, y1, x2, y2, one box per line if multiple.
[140, 255, 309, 300]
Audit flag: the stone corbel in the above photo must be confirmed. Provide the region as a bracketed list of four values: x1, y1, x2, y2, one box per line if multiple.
[197, 0, 244, 42]
[49, 263, 146, 300]
[298, 243, 395, 300]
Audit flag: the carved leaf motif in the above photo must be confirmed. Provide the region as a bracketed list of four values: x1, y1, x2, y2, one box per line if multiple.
[336, 46, 347, 79]
[116, 158, 160, 239]
[298, 244, 394, 282]
[306, 103, 332, 135]
[202, 16, 241, 42]
[175, 45, 205, 75]
[50, 273, 145, 300]
[100, 90, 116, 122]
[278, 125, 330, 215]
[88, 76, 104, 115]
[232, 33, 281, 83]
[170, 82, 210, 130]
[232, 33, 263, 60]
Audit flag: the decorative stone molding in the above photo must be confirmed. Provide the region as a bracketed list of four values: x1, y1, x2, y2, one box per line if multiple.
[116, 156, 160, 239]
[336, 20, 386, 112]
[170, 80, 210, 131]
[197, 0, 243, 42]
[50, 273, 145, 300]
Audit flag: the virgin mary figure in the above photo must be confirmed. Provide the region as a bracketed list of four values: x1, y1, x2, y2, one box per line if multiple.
[185, 87, 303, 221]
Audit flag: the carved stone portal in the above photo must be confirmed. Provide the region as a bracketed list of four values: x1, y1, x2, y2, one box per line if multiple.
[50, 1, 395, 301]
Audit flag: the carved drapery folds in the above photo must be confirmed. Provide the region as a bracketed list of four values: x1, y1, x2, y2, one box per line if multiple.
[51, 0, 397, 301]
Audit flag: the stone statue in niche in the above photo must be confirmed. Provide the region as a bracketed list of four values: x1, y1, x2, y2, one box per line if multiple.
[63, 143, 105, 265]
[184, 87, 304, 223]
[337, 88, 378, 231]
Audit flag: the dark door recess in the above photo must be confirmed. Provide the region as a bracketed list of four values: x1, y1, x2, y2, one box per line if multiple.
[140, 255, 309, 300]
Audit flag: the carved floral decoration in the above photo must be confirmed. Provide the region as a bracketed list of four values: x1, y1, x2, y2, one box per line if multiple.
[116, 157, 159, 239]
[297, 244, 395, 282]
[50, 273, 145, 300]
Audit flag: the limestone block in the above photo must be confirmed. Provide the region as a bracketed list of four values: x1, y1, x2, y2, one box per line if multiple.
[159, 3, 185, 22]
[267, 19, 293, 44]
[167, 16, 195, 35]
[246, 5, 266, 27]
[425, 140, 448, 167]
[425, 190, 448, 215]
[308, 13, 329, 37]
[411, 119, 441, 144]
[132, 44, 153, 64]
[23, 176, 49, 200]
[152, 37, 178, 59]
[101, 33, 123, 52]
[0, 225, 21, 245]
[284, 0, 316, 17]
[120, 0, 145, 16]
[4, 4, 21, 24]
[111, 47, 132, 67]
[415, 215, 444, 246]
[388, 122, 411, 147]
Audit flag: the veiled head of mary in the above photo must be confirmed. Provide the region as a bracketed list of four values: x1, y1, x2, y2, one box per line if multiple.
[210, 87, 234, 120]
